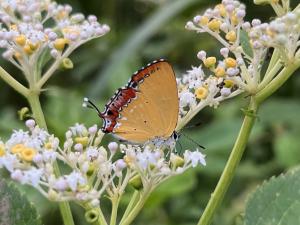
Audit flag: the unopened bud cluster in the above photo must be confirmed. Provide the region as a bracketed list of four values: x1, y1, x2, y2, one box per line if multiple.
[0, 0, 109, 80]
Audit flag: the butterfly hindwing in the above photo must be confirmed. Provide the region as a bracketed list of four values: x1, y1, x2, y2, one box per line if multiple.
[112, 60, 179, 143]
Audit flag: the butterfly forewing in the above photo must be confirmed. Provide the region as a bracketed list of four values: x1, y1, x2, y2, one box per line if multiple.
[113, 61, 179, 143]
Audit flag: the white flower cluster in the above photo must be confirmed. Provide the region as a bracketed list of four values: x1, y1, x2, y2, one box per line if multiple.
[248, 10, 300, 62]
[0, 0, 109, 79]
[180, 0, 300, 120]
[177, 61, 243, 118]
[0, 120, 206, 204]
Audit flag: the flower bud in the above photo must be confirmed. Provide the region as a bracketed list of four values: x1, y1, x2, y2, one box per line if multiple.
[21, 147, 37, 162]
[224, 57, 237, 68]
[0, 144, 5, 157]
[23, 45, 33, 55]
[15, 35, 26, 46]
[225, 30, 237, 42]
[48, 189, 59, 201]
[224, 79, 235, 88]
[25, 119, 36, 129]
[220, 87, 231, 97]
[108, 142, 118, 153]
[199, 16, 209, 26]
[195, 87, 208, 99]
[171, 154, 185, 168]
[54, 38, 68, 51]
[61, 58, 73, 69]
[197, 50, 206, 60]
[208, 19, 221, 31]
[204, 57, 216, 68]
[75, 137, 89, 147]
[129, 175, 143, 190]
[214, 67, 225, 77]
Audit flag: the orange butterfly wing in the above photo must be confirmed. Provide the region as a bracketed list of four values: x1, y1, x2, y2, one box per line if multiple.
[113, 60, 179, 143]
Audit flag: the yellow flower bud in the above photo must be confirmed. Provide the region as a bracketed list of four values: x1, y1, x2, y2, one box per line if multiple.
[225, 31, 237, 42]
[225, 57, 237, 68]
[0, 144, 5, 157]
[54, 38, 68, 51]
[124, 155, 133, 167]
[29, 42, 39, 51]
[23, 45, 33, 55]
[214, 67, 225, 77]
[21, 147, 37, 162]
[15, 35, 26, 46]
[45, 142, 52, 150]
[11, 144, 25, 154]
[199, 16, 209, 26]
[74, 136, 89, 147]
[215, 4, 226, 17]
[208, 19, 221, 32]
[195, 87, 208, 100]
[224, 80, 235, 88]
[266, 28, 275, 37]
[231, 14, 239, 26]
[10, 24, 18, 31]
[204, 57, 216, 68]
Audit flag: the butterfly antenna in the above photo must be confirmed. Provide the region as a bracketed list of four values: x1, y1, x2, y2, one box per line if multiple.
[184, 121, 203, 130]
[176, 140, 183, 155]
[181, 133, 205, 149]
[82, 97, 103, 117]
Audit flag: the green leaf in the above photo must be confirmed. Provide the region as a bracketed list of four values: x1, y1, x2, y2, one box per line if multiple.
[0, 179, 42, 225]
[240, 30, 253, 58]
[244, 167, 300, 225]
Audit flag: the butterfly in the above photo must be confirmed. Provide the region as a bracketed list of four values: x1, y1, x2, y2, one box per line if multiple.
[84, 59, 179, 147]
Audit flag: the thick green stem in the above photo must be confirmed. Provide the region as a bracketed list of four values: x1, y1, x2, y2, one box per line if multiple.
[119, 189, 151, 225]
[197, 98, 258, 225]
[27, 93, 47, 129]
[110, 196, 120, 225]
[27, 92, 75, 225]
[120, 191, 139, 224]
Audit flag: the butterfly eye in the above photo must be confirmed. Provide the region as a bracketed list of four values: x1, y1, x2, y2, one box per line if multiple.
[107, 110, 113, 115]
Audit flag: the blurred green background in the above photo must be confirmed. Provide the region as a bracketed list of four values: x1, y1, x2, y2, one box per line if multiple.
[0, 0, 300, 225]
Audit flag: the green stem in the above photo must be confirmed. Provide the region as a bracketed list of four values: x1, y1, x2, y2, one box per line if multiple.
[120, 191, 139, 224]
[198, 59, 300, 225]
[27, 92, 75, 225]
[0, 67, 29, 97]
[120, 189, 151, 225]
[197, 97, 258, 225]
[27, 93, 47, 129]
[110, 196, 120, 225]
[258, 60, 282, 91]
[256, 60, 300, 104]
